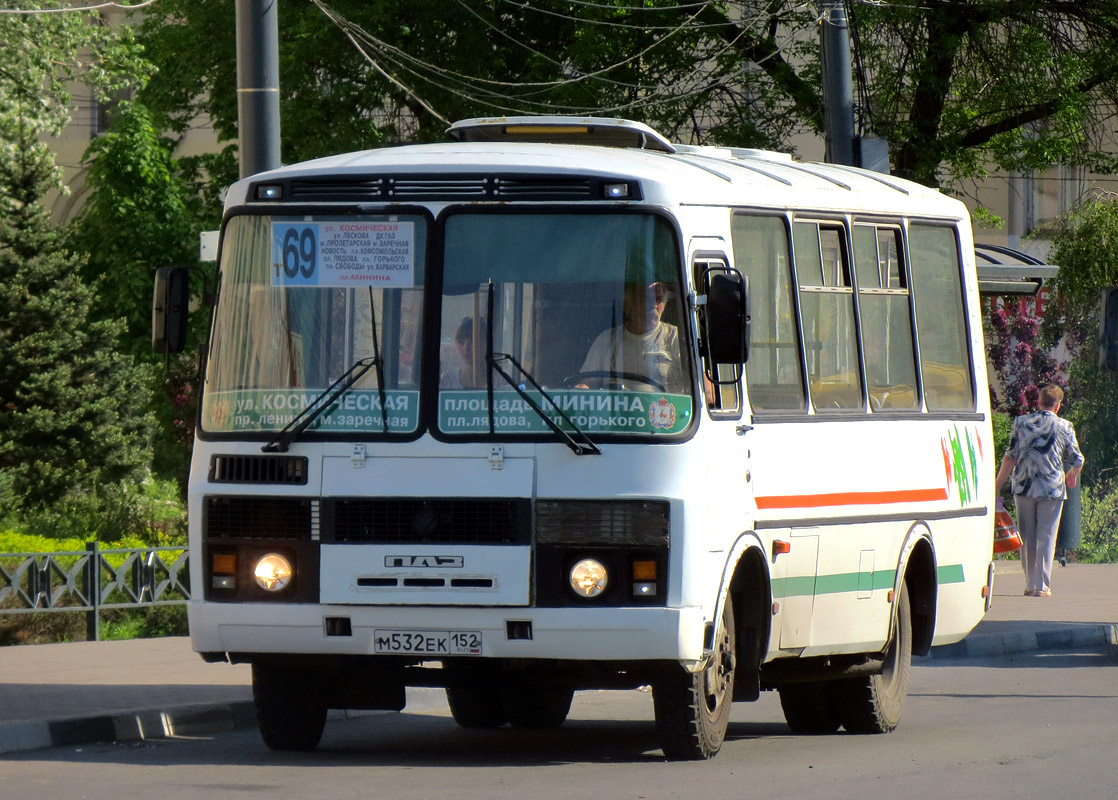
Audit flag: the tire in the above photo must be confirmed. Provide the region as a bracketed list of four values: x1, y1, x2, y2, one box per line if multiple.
[653, 597, 736, 760]
[252, 663, 328, 751]
[446, 685, 508, 728]
[778, 681, 842, 734]
[502, 686, 574, 730]
[836, 583, 912, 733]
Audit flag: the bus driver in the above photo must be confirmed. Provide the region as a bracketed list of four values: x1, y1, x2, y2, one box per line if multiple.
[576, 281, 684, 392]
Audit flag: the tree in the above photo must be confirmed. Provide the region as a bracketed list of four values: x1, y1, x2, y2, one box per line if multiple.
[0, 3, 155, 517]
[71, 102, 201, 356]
[68, 101, 216, 486]
[1046, 193, 1118, 484]
[136, 1, 1118, 190]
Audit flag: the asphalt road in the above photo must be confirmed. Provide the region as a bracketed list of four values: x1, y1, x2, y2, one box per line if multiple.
[2, 646, 1115, 800]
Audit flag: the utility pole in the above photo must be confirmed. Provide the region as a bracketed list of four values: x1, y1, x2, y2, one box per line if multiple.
[235, 0, 281, 178]
[820, 0, 855, 167]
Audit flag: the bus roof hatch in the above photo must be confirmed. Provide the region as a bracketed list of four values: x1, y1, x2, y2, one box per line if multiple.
[446, 116, 677, 153]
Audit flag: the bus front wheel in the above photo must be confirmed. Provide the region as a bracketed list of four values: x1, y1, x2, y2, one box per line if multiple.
[836, 583, 912, 733]
[653, 598, 736, 760]
[502, 686, 574, 729]
[446, 686, 508, 728]
[252, 663, 327, 751]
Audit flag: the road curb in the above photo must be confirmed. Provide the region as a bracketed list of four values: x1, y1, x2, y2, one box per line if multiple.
[925, 622, 1118, 660]
[0, 700, 257, 756]
[0, 687, 449, 756]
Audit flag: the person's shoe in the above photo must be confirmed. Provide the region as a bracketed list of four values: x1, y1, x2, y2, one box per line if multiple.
[1024, 589, 1038, 596]
[1036, 589, 1052, 597]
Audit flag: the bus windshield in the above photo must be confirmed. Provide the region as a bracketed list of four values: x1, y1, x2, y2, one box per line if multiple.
[437, 211, 695, 438]
[201, 213, 426, 435]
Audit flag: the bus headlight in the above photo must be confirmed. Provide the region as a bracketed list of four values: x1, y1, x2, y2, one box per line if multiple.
[253, 553, 294, 592]
[570, 558, 608, 598]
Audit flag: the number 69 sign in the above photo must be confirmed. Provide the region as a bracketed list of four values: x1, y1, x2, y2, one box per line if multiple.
[270, 221, 415, 288]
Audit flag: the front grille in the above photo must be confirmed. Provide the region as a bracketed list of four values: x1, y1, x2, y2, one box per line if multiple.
[493, 178, 591, 198]
[535, 499, 670, 546]
[209, 455, 308, 485]
[325, 498, 529, 544]
[388, 178, 488, 198]
[205, 496, 314, 540]
[289, 179, 384, 201]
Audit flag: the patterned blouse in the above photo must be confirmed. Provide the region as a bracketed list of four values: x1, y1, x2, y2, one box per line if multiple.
[1007, 410, 1084, 499]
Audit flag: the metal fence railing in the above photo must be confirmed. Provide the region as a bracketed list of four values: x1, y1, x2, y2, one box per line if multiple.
[0, 543, 190, 641]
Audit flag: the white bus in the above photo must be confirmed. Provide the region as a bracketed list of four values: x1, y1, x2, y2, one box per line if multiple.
[155, 117, 996, 760]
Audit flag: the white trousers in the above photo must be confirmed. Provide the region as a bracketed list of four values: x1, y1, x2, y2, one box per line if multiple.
[1013, 495, 1065, 594]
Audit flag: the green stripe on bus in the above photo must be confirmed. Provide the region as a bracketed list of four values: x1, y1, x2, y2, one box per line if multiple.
[772, 564, 965, 598]
[937, 563, 966, 584]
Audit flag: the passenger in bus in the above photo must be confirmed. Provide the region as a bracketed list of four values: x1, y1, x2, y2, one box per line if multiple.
[994, 384, 1084, 598]
[440, 316, 486, 389]
[576, 281, 684, 392]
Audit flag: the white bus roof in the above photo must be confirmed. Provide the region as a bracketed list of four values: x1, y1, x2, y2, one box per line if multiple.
[230, 117, 965, 220]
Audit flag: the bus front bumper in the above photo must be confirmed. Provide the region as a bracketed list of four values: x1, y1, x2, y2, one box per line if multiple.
[189, 601, 707, 665]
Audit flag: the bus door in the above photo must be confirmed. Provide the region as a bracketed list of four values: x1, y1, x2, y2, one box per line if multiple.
[692, 248, 753, 561]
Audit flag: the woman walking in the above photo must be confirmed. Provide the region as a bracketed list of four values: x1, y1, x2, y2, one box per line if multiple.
[994, 384, 1084, 597]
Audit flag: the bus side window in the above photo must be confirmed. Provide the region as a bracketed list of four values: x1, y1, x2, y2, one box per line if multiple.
[794, 220, 863, 411]
[852, 224, 918, 411]
[909, 224, 975, 411]
[730, 214, 806, 412]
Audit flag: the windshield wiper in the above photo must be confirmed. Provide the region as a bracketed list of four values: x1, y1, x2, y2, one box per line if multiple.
[484, 281, 600, 456]
[262, 287, 389, 453]
[261, 356, 379, 453]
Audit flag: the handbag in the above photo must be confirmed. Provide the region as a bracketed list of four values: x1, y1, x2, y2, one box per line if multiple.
[993, 498, 1023, 554]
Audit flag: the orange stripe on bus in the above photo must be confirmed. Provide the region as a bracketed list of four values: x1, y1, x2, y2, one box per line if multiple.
[755, 487, 949, 510]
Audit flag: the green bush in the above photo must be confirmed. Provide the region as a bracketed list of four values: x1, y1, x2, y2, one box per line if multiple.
[0, 474, 185, 546]
[1077, 482, 1118, 563]
[99, 605, 188, 641]
[992, 411, 1013, 464]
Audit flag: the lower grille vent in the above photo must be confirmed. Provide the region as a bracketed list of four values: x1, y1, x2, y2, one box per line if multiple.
[325, 498, 529, 544]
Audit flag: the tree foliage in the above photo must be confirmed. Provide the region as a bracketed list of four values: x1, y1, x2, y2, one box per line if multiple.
[71, 102, 201, 355]
[0, 4, 155, 517]
[1047, 194, 1118, 484]
[68, 101, 218, 487]
[135, 1, 1118, 188]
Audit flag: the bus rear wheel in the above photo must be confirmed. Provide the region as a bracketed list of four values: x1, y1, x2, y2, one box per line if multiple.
[778, 681, 842, 734]
[653, 597, 736, 760]
[252, 663, 327, 751]
[836, 583, 912, 733]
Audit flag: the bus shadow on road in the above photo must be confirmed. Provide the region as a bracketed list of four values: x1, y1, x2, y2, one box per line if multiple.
[2, 711, 796, 767]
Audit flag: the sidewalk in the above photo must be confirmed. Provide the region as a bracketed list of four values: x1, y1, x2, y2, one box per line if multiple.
[2, 560, 1115, 756]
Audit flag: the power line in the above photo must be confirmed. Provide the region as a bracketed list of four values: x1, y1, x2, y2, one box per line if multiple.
[312, 0, 804, 119]
[0, 1, 156, 14]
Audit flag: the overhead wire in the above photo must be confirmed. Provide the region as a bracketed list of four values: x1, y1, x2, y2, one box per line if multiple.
[489, 0, 760, 32]
[0, 0, 156, 13]
[311, 0, 806, 119]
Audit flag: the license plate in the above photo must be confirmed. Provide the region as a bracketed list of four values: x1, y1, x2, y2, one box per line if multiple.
[373, 629, 482, 656]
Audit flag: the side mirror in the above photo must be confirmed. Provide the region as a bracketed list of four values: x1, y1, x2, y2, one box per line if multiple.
[706, 271, 750, 365]
[152, 266, 189, 354]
